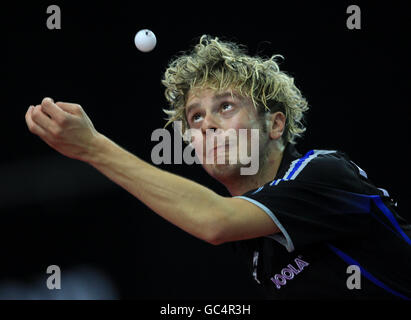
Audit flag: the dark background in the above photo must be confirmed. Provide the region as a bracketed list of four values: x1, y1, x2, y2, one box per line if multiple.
[1, 1, 410, 299]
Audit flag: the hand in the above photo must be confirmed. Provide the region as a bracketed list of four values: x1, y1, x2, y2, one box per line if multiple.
[25, 97, 101, 162]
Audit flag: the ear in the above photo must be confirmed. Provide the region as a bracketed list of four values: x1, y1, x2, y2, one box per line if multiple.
[267, 111, 286, 140]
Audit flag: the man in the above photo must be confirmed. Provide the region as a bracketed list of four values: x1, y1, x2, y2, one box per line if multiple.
[25, 35, 411, 299]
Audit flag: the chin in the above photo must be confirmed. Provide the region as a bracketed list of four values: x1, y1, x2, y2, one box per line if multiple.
[203, 162, 242, 181]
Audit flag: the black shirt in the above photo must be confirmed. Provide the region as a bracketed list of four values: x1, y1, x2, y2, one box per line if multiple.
[232, 144, 411, 299]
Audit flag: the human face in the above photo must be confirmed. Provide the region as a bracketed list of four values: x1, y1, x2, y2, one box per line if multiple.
[185, 87, 268, 180]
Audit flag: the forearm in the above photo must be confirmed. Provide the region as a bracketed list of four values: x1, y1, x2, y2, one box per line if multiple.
[87, 133, 224, 242]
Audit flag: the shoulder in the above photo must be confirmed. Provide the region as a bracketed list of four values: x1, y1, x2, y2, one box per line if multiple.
[273, 148, 363, 192]
[298, 149, 354, 175]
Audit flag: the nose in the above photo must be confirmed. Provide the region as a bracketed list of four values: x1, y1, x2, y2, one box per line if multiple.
[200, 112, 219, 135]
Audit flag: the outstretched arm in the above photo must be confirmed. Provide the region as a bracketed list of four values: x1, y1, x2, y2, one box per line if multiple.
[25, 98, 279, 244]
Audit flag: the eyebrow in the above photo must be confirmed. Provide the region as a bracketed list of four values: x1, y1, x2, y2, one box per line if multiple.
[185, 91, 237, 117]
[185, 102, 200, 118]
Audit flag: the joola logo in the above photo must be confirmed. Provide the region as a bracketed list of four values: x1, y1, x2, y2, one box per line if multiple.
[270, 256, 309, 289]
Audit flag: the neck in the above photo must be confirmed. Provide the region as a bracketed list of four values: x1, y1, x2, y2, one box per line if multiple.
[222, 142, 285, 196]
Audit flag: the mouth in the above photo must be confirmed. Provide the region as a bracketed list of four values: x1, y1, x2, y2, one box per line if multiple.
[206, 144, 232, 161]
[212, 143, 228, 152]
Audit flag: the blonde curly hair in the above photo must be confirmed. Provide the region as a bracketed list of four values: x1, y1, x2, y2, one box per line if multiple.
[162, 35, 309, 144]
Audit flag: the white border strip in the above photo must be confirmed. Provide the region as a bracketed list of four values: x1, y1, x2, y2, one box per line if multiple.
[234, 196, 295, 252]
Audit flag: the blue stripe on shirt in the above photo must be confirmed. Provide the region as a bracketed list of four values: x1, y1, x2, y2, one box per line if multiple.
[327, 243, 410, 300]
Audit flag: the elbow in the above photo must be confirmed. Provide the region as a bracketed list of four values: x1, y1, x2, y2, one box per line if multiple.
[206, 235, 224, 246]
[202, 219, 227, 246]
[205, 236, 224, 246]
[198, 195, 232, 246]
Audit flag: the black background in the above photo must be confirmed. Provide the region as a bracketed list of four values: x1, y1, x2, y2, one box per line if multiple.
[1, 1, 410, 300]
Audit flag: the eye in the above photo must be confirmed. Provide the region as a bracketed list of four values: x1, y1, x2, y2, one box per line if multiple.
[192, 113, 203, 123]
[221, 103, 234, 112]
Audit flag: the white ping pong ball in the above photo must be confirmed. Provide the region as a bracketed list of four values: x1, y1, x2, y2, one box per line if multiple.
[134, 29, 157, 52]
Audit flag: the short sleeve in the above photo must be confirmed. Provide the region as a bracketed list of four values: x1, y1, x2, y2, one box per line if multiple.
[235, 153, 378, 252]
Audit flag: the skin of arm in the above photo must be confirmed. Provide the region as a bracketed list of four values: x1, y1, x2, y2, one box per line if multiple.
[25, 98, 279, 245]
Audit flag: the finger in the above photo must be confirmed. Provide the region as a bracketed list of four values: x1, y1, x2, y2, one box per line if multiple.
[25, 106, 47, 136]
[41, 97, 71, 123]
[31, 104, 57, 132]
[55, 101, 83, 115]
